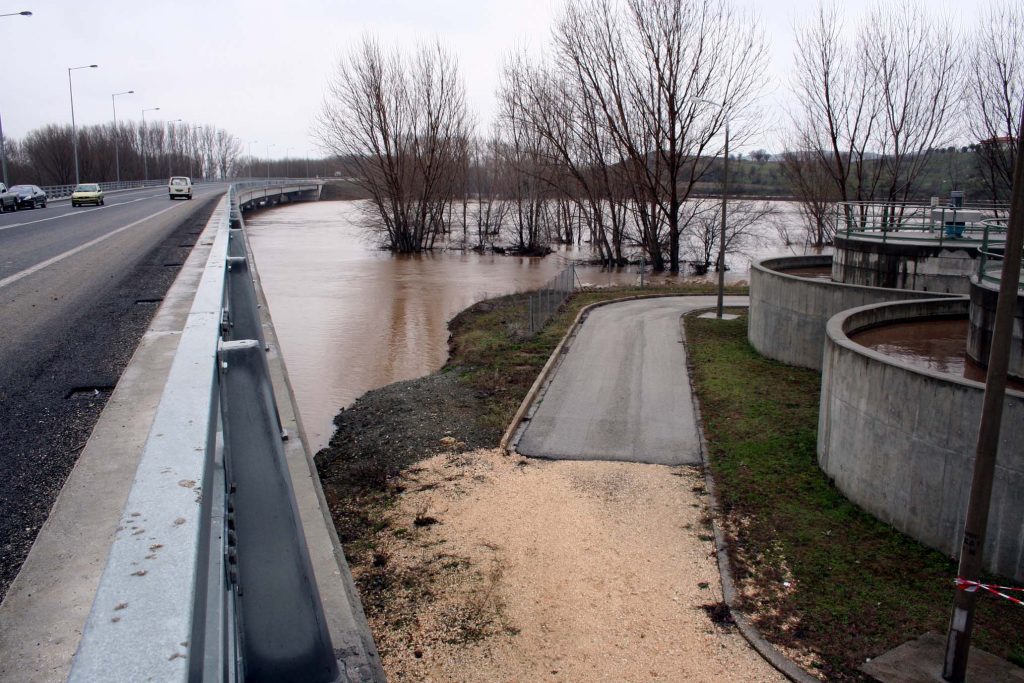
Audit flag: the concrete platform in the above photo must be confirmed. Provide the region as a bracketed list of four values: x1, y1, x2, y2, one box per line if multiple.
[862, 632, 1024, 682]
[698, 311, 740, 320]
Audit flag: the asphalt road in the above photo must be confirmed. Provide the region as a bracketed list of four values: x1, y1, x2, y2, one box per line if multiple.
[516, 296, 748, 465]
[0, 183, 226, 600]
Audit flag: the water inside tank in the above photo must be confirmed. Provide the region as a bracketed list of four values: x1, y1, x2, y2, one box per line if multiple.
[851, 318, 1024, 392]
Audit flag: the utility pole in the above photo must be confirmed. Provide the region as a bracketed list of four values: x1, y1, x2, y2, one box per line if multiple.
[111, 90, 134, 183]
[942, 108, 1024, 681]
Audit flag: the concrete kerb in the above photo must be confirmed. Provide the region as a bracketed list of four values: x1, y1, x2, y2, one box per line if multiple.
[500, 293, 816, 682]
[681, 306, 820, 683]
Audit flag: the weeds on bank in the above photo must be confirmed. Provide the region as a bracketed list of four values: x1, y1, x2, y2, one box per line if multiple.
[684, 311, 1024, 681]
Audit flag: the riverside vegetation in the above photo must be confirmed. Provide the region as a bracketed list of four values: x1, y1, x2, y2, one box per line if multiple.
[314, 289, 1024, 680]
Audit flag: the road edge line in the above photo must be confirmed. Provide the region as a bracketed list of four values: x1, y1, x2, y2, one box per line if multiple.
[0, 201, 188, 289]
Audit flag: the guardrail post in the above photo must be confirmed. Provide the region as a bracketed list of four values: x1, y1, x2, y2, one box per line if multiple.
[218, 340, 340, 683]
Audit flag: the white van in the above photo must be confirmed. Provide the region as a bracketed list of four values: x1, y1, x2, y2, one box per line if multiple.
[168, 176, 193, 200]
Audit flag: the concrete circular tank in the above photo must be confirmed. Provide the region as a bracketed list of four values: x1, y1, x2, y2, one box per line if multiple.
[967, 275, 1024, 382]
[749, 255, 953, 370]
[831, 235, 983, 294]
[818, 297, 1024, 581]
[830, 200, 1007, 295]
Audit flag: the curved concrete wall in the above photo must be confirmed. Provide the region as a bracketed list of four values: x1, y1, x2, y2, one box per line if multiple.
[749, 255, 951, 370]
[967, 276, 1024, 381]
[832, 236, 979, 294]
[818, 298, 1024, 581]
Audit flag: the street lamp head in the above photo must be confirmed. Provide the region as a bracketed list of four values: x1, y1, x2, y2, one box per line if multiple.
[19, 10, 32, 15]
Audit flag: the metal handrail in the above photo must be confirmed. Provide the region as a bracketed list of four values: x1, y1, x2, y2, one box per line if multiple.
[977, 217, 1024, 293]
[837, 200, 1011, 248]
[69, 181, 341, 682]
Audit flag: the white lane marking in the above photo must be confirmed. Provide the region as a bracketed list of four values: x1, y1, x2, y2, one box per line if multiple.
[0, 195, 163, 232]
[0, 201, 190, 290]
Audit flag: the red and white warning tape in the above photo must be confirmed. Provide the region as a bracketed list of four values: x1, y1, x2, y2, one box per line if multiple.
[955, 578, 1024, 606]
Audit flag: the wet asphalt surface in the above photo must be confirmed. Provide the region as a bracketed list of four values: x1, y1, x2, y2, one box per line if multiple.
[0, 196, 220, 601]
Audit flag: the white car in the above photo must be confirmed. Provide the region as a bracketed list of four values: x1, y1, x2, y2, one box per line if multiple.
[168, 176, 193, 200]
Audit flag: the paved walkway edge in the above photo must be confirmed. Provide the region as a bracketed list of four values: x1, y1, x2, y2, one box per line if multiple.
[501, 293, 704, 455]
[681, 307, 820, 683]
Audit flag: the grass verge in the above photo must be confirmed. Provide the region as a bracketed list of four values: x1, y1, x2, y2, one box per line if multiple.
[684, 310, 1024, 681]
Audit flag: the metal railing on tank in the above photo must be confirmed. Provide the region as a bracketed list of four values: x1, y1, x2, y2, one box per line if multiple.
[837, 198, 1011, 247]
[977, 217, 1023, 293]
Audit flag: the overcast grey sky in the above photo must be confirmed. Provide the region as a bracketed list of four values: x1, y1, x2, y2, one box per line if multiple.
[1, 0, 971, 159]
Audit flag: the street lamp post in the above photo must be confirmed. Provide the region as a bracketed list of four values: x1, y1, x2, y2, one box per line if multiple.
[68, 64, 98, 185]
[266, 143, 274, 180]
[285, 147, 292, 178]
[141, 107, 160, 182]
[248, 140, 258, 178]
[111, 90, 134, 184]
[0, 10, 32, 185]
[692, 97, 729, 319]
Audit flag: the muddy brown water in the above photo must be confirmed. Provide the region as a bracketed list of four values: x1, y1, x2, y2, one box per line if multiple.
[245, 202, 636, 449]
[780, 265, 833, 280]
[851, 318, 1024, 392]
[246, 200, 810, 449]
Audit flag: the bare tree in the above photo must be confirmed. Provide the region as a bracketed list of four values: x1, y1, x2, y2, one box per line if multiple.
[316, 36, 471, 252]
[551, 0, 768, 271]
[779, 147, 841, 246]
[791, 1, 962, 217]
[683, 197, 777, 271]
[969, 1, 1023, 202]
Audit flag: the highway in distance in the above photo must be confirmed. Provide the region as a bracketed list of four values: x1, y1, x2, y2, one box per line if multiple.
[0, 183, 226, 600]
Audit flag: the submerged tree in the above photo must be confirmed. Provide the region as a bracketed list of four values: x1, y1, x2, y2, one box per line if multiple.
[316, 36, 471, 253]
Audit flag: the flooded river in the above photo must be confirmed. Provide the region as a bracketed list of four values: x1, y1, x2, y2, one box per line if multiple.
[246, 199, 807, 449]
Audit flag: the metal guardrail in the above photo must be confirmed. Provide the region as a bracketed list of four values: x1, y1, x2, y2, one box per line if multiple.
[39, 179, 167, 199]
[977, 217, 1024, 293]
[69, 182, 340, 682]
[527, 265, 576, 336]
[838, 200, 1012, 247]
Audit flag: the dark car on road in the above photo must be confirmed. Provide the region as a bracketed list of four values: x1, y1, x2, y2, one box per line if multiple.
[9, 185, 47, 209]
[0, 183, 17, 212]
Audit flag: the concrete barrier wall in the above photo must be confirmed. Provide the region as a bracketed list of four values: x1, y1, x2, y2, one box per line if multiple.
[818, 298, 1024, 581]
[967, 276, 1024, 381]
[749, 255, 951, 370]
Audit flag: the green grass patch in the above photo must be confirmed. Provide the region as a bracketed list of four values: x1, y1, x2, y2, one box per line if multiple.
[448, 283, 747, 432]
[684, 311, 1024, 681]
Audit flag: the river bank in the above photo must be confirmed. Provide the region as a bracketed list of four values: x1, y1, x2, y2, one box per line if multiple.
[315, 284, 1024, 681]
[313, 282, 784, 681]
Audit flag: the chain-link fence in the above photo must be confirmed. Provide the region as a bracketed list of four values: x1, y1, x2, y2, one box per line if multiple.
[527, 265, 576, 336]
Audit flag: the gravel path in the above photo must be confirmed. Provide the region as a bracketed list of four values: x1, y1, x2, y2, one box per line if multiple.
[365, 448, 785, 682]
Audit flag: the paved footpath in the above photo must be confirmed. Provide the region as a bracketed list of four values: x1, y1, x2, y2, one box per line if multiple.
[515, 296, 748, 465]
